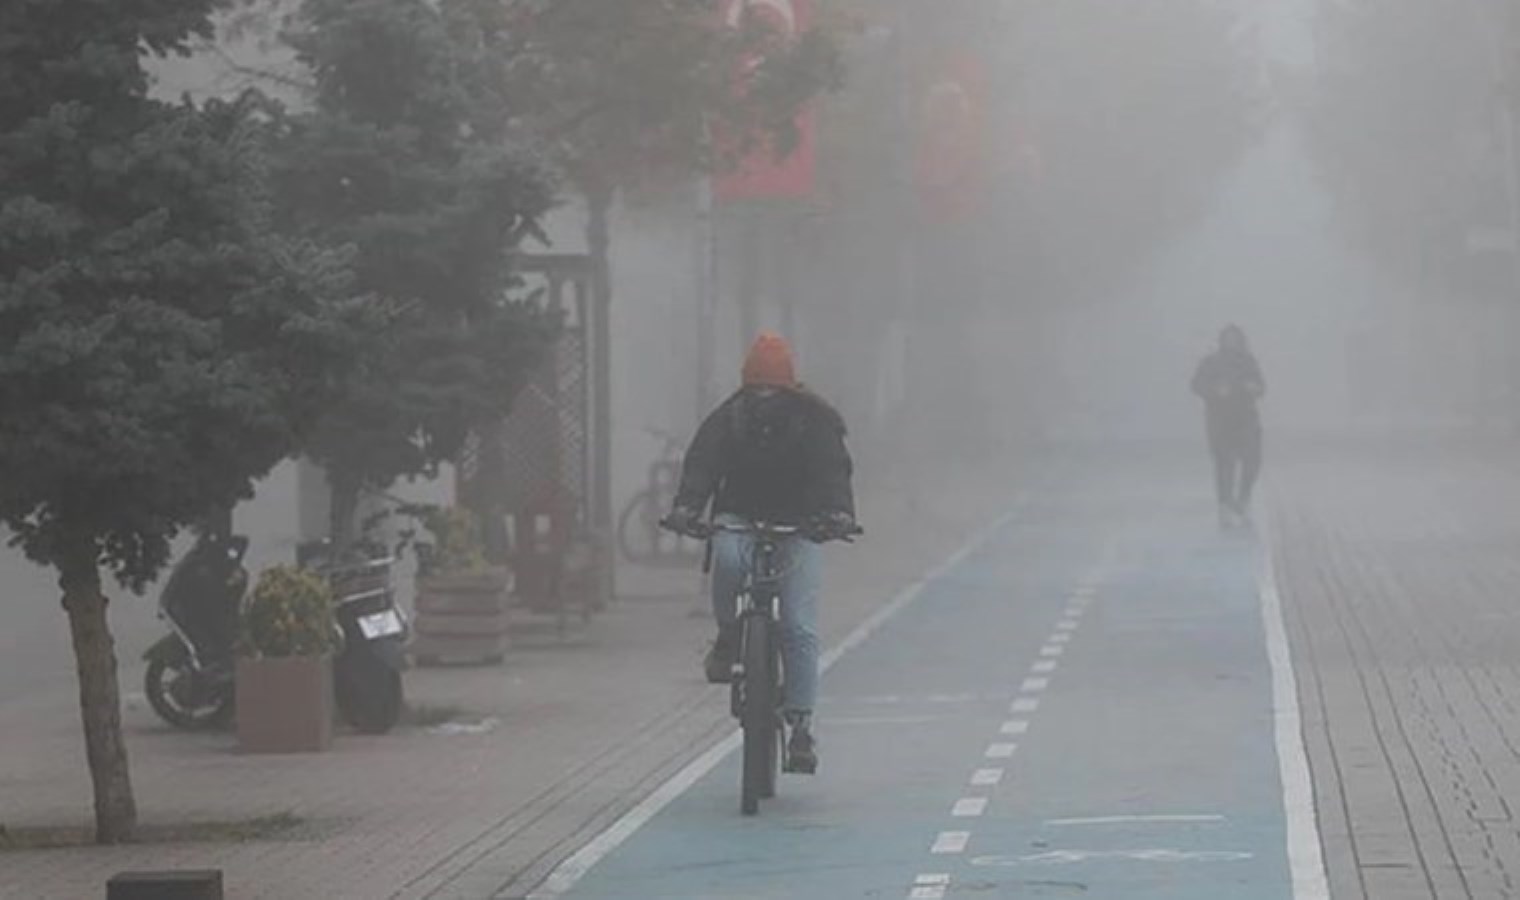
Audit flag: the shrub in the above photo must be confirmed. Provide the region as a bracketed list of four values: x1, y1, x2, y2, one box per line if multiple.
[241, 566, 337, 658]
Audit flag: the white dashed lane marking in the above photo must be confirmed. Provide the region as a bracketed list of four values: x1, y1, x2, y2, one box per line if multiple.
[916, 563, 1108, 894]
[953, 797, 990, 818]
[909, 873, 950, 899]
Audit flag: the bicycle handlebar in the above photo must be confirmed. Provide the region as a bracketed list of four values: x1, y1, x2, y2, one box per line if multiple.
[659, 517, 862, 544]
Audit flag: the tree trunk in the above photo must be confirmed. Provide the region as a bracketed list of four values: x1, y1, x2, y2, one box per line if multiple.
[328, 473, 361, 555]
[58, 534, 136, 843]
[469, 417, 511, 565]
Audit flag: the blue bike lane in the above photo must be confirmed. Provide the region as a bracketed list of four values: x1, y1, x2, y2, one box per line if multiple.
[532, 480, 1315, 899]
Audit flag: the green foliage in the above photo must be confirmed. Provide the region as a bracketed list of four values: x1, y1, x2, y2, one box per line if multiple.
[265, 0, 559, 530]
[401, 503, 490, 576]
[241, 565, 336, 658]
[0, 0, 370, 842]
[0, 0, 366, 590]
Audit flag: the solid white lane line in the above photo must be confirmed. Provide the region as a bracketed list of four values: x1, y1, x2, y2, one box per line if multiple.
[1030, 660, 1057, 675]
[971, 768, 1004, 786]
[1000, 720, 1030, 736]
[953, 797, 989, 818]
[1020, 677, 1050, 693]
[1259, 530, 1331, 900]
[932, 831, 971, 854]
[527, 505, 1026, 899]
[986, 743, 1018, 759]
[1011, 697, 1041, 714]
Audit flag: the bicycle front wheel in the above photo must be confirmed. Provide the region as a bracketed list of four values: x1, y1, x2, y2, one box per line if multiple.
[740, 617, 779, 815]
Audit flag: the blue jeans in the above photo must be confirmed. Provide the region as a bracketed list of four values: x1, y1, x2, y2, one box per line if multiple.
[710, 517, 821, 715]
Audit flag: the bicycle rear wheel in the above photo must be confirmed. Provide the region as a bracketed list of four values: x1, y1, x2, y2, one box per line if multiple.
[740, 617, 778, 815]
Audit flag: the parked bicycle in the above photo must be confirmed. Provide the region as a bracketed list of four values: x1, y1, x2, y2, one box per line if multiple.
[663, 516, 860, 815]
[619, 428, 703, 566]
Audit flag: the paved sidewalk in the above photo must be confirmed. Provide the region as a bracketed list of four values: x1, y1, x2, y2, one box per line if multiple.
[0, 465, 1017, 900]
[1272, 445, 1520, 900]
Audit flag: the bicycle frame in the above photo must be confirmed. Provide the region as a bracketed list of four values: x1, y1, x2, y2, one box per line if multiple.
[730, 528, 789, 712]
[712, 521, 798, 813]
[665, 516, 857, 814]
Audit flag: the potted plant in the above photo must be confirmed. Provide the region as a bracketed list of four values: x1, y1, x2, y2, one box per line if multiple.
[236, 566, 337, 753]
[404, 505, 512, 666]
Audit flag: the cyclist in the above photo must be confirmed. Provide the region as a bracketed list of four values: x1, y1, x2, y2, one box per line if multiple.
[1191, 324, 1265, 528]
[665, 332, 857, 774]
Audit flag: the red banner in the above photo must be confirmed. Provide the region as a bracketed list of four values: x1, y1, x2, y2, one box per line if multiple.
[715, 0, 817, 203]
[915, 52, 988, 222]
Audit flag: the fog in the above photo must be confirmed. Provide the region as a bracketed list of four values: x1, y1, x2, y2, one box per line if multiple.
[7, 0, 1510, 678]
[7, 0, 1520, 849]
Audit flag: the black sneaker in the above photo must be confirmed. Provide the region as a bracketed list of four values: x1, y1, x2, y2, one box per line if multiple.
[703, 626, 739, 684]
[786, 723, 818, 775]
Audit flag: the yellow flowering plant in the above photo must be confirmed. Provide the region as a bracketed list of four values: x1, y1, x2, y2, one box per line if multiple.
[240, 566, 337, 659]
[399, 504, 492, 576]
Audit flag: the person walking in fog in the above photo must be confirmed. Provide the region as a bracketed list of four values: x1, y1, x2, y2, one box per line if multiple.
[1192, 325, 1265, 529]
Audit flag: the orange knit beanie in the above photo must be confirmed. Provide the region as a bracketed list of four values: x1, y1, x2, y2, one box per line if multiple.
[741, 331, 797, 388]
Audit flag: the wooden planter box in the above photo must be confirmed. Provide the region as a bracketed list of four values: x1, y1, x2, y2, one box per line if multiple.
[411, 570, 511, 666]
[236, 655, 333, 754]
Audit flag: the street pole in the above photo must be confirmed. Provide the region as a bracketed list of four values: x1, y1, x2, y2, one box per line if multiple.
[696, 176, 718, 423]
[1471, 0, 1520, 429]
[888, 0, 917, 462]
[693, 175, 718, 618]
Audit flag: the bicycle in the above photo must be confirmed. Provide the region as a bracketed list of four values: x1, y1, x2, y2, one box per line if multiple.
[664, 517, 860, 815]
[618, 429, 703, 566]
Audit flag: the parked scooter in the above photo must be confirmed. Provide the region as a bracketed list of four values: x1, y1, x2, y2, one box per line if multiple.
[143, 531, 249, 730]
[145, 532, 410, 735]
[297, 539, 409, 735]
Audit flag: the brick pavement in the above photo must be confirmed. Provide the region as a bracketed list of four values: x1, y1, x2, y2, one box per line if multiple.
[1273, 445, 1520, 900]
[0, 464, 1017, 900]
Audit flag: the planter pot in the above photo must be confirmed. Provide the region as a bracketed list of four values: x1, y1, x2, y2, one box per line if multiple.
[412, 570, 511, 666]
[235, 655, 333, 754]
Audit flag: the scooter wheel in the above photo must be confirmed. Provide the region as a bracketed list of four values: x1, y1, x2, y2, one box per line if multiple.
[145, 658, 234, 731]
[335, 657, 403, 734]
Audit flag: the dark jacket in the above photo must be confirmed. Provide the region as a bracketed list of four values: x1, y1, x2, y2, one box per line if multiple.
[673, 386, 855, 524]
[1191, 348, 1265, 435]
